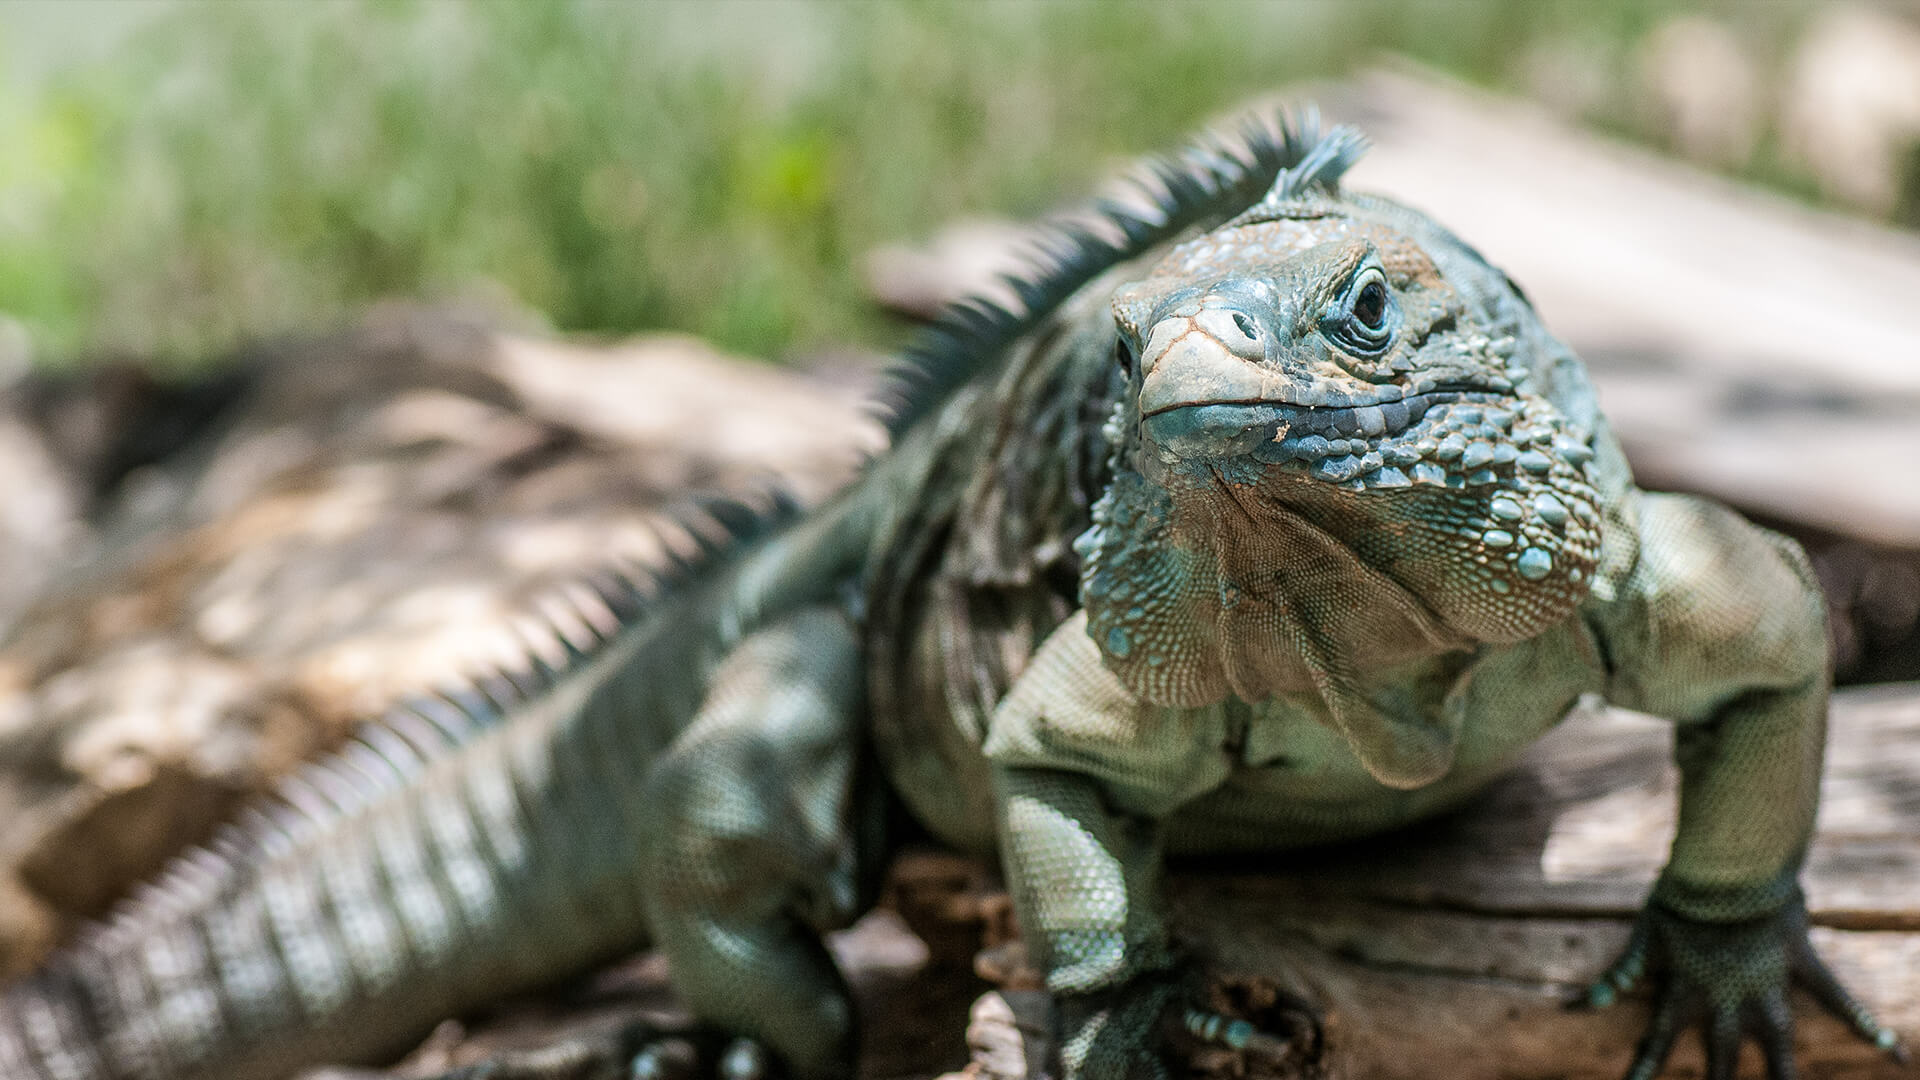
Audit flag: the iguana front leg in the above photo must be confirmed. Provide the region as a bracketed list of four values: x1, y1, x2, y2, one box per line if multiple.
[1588, 493, 1904, 1078]
[995, 765, 1178, 1078]
[987, 611, 1271, 1079]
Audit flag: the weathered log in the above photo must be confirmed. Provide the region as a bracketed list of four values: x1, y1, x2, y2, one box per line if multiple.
[306, 687, 1919, 1080]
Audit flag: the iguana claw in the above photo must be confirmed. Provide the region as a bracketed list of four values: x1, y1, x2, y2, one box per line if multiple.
[1054, 982, 1302, 1080]
[1583, 893, 1905, 1080]
[1177, 1007, 1293, 1062]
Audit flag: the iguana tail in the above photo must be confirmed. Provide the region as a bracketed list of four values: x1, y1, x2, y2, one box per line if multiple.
[0, 486, 859, 1080]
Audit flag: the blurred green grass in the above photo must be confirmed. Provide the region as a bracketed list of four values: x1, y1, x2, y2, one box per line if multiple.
[0, 0, 1816, 371]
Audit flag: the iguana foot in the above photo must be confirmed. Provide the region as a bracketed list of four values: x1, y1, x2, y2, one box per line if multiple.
[1171, 973, 1321, 1080]
[1055, 974, 1307, 1080]
[420, 1024, 780, 1080]
[1055, 980, 1181, 1080]
[1582, 892, 1906, 1080]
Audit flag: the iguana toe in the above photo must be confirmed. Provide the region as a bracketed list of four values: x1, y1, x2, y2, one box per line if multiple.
[1789, 929, 1907, 1061]
[1175, 1006, 1296, 1068]
[1618, 979, 1696, 1080]
[628, 1036, 700, 1080]
[1581, 914, 1653, 1009]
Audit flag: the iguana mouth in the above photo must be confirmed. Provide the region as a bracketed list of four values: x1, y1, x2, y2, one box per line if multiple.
[1143, 389, 1558, 489]
[1142, 387, 1496, 430]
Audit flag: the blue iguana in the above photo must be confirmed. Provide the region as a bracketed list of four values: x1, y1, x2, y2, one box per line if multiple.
[0, 113, 1901, 1080]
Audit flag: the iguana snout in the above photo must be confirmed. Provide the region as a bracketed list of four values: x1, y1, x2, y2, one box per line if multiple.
[1115, 231, 1505, 492]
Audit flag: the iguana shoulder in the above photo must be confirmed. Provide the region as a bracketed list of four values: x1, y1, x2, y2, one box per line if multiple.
[1588, 489, 1828, 722]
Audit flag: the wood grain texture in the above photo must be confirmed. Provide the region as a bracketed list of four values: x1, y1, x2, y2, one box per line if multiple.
[1157, 687, 1920, 1079]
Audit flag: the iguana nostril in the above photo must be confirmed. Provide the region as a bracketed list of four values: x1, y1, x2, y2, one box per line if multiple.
[1190, 306, 1266, 361]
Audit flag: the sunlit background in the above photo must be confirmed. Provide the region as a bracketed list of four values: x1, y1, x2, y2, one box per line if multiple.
[0, 0, 1907, 372]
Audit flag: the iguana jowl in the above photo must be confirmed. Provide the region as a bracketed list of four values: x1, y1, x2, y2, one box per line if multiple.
[0, 115, 1900, 1080]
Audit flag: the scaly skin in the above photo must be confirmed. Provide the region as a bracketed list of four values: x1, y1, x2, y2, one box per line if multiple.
[0, 116, 1898, 1080]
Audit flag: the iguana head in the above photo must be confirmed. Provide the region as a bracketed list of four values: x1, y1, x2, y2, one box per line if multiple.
[1076, 124, 1605, 787]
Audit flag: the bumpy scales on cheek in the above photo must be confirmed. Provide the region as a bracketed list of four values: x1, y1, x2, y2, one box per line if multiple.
[1327, 391, 1605, 642]
[1076, 404, 1604, 681]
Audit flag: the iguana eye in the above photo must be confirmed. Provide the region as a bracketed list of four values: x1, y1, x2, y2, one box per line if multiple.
[1326, 265, 1395, 355]
[1354, 278, 1387, 332]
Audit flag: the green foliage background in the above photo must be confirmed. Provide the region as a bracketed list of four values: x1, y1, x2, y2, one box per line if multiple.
[0, 0, 1821, 370]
